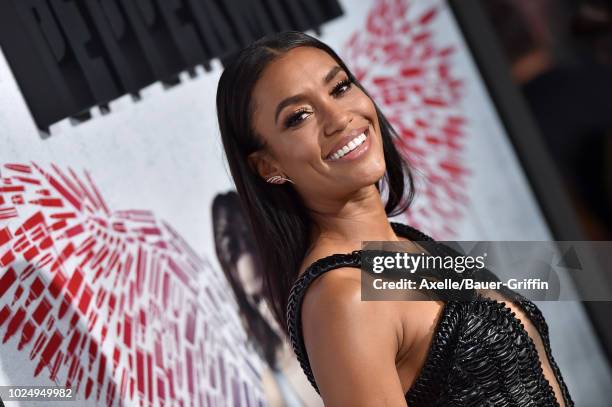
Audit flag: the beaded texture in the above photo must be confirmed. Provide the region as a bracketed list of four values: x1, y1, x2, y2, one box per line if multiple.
[286, 222, 574, 406]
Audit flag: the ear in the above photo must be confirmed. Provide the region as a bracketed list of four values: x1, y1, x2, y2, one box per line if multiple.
[247, 150, 281, 180]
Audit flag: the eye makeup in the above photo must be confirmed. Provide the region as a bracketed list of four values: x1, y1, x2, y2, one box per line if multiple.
[284, 107, 312, 128]
[331, 77, 352, 97]
[282, 76, 354, 129]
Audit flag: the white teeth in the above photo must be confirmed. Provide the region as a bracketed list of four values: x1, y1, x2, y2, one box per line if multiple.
[329, 132, 367, 160]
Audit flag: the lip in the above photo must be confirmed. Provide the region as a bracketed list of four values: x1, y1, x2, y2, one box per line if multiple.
[324, 125, 370, 161]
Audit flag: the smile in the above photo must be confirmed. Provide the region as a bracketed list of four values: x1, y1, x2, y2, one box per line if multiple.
[325, 127, 371, 162]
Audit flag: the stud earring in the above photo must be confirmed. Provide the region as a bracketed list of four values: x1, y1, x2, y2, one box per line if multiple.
[265, 175, 295, 184]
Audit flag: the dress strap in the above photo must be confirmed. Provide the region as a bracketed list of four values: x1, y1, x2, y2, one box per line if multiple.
[285, 250, 362, 394]
[285, 222, 574, 406]
[284, 222, 433, 394]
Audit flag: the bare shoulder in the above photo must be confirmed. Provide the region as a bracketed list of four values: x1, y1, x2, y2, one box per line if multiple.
[300, 266, 411, 405]
[301, 266, 407, 352]
[301, 266, 364, 325]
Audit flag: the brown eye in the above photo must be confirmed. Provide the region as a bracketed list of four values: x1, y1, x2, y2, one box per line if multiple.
[331, 78, 352, 97]
[284, 108, 311, 128]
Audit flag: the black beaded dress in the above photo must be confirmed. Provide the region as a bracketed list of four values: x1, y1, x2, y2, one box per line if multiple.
[286, 222, 574, 406]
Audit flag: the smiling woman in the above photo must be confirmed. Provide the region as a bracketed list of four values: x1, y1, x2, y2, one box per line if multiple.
[216, 31, 414, 333]
[215, 31, 573, 406]
[247, 46, 388, 199]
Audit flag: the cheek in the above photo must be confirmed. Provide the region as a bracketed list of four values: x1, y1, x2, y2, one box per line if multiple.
[350, 87, 377, 113]
[280, 131, 322, 164]
[352, 94, 382, 140]
[365, 102, 380, 128]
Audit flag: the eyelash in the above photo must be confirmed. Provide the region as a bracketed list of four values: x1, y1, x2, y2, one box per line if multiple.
[331, 78, 352, 97]
[283, 78, 353, 128]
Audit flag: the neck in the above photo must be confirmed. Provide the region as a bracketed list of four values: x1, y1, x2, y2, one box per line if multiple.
[306, 184, 404, 247]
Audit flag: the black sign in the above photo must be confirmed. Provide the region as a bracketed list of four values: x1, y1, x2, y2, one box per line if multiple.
[0, 0, 343, 131]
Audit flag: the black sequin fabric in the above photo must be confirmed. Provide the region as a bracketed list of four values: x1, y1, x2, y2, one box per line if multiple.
[286, 222, 574, 406]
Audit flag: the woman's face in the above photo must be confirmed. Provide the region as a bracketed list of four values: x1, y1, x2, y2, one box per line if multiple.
[249, 47, 386, 204]
[235, 252, 263, 306]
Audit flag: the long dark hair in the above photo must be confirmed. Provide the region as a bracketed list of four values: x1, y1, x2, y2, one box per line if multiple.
[211, 191, 283, 368]
[216, 31, 416, 335]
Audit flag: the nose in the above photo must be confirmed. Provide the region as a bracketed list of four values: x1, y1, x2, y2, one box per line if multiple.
[321, 99, 352, 137]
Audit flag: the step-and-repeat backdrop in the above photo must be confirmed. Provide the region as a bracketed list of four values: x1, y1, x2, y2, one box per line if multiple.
[0, 0, 610, 405]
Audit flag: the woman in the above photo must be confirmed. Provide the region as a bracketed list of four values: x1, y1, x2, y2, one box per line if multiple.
[211, 191, 309, 406]
[216, 31, 573, 406]
[212, 192, 283, 367]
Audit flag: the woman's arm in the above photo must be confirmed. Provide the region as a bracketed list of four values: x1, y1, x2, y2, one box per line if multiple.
[301, 267, 410, 407]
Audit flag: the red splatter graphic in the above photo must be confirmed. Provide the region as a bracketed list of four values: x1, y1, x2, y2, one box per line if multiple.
[0, 163, 265, 406]
[344, 0, 470, 238]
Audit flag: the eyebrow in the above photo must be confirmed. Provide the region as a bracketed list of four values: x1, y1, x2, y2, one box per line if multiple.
[274, 65, 344, 125]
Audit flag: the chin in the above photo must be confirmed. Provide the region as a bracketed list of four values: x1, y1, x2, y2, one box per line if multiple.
[354, 166, 386, 186]
[361, 159, 386, 179]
